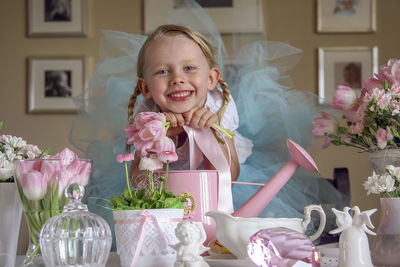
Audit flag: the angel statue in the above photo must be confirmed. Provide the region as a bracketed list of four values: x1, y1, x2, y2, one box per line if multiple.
[171, 220, 210, 267]
[330, 206, 377, 267]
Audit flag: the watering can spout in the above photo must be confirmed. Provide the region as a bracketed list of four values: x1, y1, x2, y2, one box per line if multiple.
[232, 139, 319, 218]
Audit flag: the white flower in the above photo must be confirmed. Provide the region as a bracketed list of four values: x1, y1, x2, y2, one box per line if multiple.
[386, 165, 400, 182]
[363, 171, 396, 195]
[138, 157, 163, 171]
[0, 154, 15, 180]
[1, 135, 27, 149]
[19, 145, 42, 159]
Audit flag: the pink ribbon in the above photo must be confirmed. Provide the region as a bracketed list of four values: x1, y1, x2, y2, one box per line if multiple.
[183, 126, 234, 214]
[113, 210, 183, 267]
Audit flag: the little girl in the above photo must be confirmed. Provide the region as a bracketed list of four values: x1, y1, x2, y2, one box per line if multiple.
[126, 24, 243, 184]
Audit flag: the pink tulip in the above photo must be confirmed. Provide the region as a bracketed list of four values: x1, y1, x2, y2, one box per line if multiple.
[155, 136, 178, 163]
[135, 141, 155, 157]
[22, 171, 47, 200]
[376, 127, 394, 149]
[312, 112, 339, 149]
[15, 160, 42, 184]
[124, 124, 140, 145]
[54, 148, 78, 164]
[331, 85, 357, 110]
[40, 159, 63, 183]
[66, 160, 91, 187]
[116, 153, 135, 163]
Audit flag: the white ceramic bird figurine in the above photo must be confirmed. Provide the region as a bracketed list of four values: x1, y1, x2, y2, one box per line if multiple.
[330, 206, 377, 267]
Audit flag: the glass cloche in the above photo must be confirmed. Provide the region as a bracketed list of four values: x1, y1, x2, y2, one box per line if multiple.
[39, 183, 112, 267]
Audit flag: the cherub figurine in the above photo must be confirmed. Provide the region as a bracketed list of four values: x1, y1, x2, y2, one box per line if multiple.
[171, 220, 210, 267]
[330, 206, 377, 267]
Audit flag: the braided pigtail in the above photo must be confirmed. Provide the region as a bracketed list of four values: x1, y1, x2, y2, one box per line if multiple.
[217, 77, 231, 123]
[126, 85, 141, 152]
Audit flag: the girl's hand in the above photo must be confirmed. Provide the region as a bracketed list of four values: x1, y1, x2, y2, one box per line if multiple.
[183, 107, 218, 128]
[163, 112, 184, 137]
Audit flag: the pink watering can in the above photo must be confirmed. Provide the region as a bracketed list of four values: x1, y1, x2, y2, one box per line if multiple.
[232, 139, 319, 217]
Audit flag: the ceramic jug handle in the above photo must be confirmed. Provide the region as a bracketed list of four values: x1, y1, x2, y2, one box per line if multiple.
[301, 204, 326, 242]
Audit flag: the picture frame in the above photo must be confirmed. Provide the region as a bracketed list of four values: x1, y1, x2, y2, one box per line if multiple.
[317, 0, 376, 33]
[144, 0, 263, 34]
[28, 0, 88, 37]
[318, 46, 378, 105]
[28, 56, 86, 113]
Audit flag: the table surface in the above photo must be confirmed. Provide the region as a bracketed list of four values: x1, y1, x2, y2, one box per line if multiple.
[16, 253, 121, 267]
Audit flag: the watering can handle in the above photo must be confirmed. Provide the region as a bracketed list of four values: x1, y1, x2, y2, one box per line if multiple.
[301, 204, 326, 242]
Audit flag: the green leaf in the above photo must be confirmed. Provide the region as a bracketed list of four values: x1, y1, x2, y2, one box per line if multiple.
[0, 121, 3, 130]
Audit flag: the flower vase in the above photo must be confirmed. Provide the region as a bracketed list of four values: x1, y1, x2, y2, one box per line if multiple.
[0, 183, 22, 267]
[368, 149, 400, 174]
[371, 197, 400, 267]
[113, 208, 184, 267]
[15, 158, 92, 266]
[22, 209, 63, 266]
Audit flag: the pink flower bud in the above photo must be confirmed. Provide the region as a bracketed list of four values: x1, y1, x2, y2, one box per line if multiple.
[331, 85, 357, 110]
[22, 171, 47, 200]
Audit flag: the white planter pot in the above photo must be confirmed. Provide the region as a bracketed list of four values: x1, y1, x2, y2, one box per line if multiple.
[113, 208, 184, 267]
[0, 183, 22, 267]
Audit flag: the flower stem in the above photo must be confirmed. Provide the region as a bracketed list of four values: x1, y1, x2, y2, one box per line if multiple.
[149, 170, 154, 193]
[164, 160, 169, 192]
[125, 161, 133, 198]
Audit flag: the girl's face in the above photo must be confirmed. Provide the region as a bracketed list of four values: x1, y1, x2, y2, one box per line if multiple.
[138, 34, 220, 113]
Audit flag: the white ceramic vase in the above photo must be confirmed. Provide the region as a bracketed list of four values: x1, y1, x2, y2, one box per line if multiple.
[371, 198, 400, 267]
[113, 208, 184, 267]
[0, 182, 22, 267]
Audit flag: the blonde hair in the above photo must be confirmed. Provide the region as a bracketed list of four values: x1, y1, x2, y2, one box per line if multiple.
[127, 24, 230, 124]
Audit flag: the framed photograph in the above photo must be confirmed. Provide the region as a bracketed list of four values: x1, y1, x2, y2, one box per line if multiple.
[317, 0, 376, 33]
[28, 56, 86, 113]
[318, 46, 378, 105]
[28, 0, 88, 37]
[144, 0, 263, 34]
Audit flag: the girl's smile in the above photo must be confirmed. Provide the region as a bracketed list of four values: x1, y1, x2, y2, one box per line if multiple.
[167, 90, 194, 101]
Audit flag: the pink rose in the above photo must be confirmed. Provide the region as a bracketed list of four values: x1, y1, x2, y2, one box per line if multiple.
[331, 85, 357, 110]
[116, 153, 135, 163]
[155, 136, 178, 163]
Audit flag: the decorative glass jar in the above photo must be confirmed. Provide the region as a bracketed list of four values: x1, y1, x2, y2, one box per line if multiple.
[39, 183, 112, 266]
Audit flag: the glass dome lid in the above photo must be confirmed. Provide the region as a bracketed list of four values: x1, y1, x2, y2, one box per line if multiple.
[40, 183, 112, 267]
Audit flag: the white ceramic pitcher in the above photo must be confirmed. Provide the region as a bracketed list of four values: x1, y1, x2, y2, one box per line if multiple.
[206, 204, 326, 259]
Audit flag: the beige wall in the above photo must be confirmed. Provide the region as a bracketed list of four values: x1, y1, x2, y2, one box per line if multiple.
[2, 0, 400, 253]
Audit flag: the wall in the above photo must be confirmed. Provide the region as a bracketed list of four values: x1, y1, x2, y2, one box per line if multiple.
[1, 0, 399, 253]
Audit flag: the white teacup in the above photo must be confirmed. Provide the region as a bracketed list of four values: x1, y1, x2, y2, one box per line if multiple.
[206, 204, 326, 259]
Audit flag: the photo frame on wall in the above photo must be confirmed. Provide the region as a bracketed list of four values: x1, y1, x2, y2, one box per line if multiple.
[28, 56, 86, 113]
[318, 46, 378, 105]
[144, 0, 263, 34]
[28, 0, 88, 37]
[317, 0, 376, 33]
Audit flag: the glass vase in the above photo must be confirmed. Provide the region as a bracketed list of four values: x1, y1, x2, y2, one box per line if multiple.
[23, 209, 62, 266]
[15, 158, 92, 266]
[371, 197, 400, 267]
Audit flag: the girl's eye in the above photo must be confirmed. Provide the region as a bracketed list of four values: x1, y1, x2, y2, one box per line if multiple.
[184, 66, 195, 71]
[157, 69, 168, 75]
